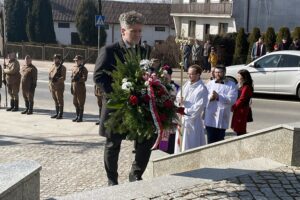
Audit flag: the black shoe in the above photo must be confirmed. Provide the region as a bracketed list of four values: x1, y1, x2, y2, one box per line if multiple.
[51, 114, 58, 118]
[21, 109, 28, 114]
[11, 107, 19, 112]
[27, 110, 33, 115]
[95, 121, 100, 125]
[129, 173, 142, 182]
[72, 116, 78, 122]
[108, 180, 118, 186]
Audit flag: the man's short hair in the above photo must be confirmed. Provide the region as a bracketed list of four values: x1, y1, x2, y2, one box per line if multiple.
[189, 64, 203, 74]
[215, 65, 226, 73]
[119, 11, 145, 28]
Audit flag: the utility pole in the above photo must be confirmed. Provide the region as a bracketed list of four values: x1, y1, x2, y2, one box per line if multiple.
[97, 0, 102, 55]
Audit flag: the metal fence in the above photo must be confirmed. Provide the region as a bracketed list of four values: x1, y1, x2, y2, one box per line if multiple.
[6, 43, 98, 63]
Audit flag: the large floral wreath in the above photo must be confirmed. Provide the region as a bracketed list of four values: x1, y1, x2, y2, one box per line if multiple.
[105, 53, 178, 148]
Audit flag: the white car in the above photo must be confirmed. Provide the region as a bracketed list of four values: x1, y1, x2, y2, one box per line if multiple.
[226, 50, 300, 99]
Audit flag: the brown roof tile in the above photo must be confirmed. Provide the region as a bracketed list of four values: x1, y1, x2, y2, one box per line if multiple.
[50, 0, 173, 26]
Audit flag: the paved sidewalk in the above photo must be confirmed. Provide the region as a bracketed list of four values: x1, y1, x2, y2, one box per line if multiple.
[0, 108, 135, 199]
[132, 166, 300, 200]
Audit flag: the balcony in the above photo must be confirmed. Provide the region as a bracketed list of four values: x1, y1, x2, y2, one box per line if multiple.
[171, 3, 232, 16]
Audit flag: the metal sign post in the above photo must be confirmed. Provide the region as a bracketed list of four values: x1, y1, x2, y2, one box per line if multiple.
[95, 15, 105, 55]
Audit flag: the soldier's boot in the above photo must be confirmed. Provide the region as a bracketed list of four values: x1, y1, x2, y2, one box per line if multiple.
[27, 102, 34, 115]
[95, 108, 101, 125]
[51, 106, 59, 118]
[21, 101, 29, 114]
[72, 108, 79, 122]
[11, 100, 19, 112]
[56, 106, 63, 119]
[76, 109, 83, 122]
[6, 99, 14, 111]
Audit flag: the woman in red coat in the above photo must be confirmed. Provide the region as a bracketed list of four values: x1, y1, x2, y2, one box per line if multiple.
[231, 69, 253, 135]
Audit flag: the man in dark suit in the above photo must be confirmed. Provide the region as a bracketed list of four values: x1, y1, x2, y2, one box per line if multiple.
[93, 11, 154, 186]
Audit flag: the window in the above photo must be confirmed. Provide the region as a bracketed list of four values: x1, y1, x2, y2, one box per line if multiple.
[204, 24, 210, 37]
[190, 0, 197, 3]
[58, 22, 70, 28]
[155, 27, 165, 32]
[278, 55, 300, 67]
[218, 23, 228, 34]
[255, 55, 281, 68]
[188, 21, 196, 38]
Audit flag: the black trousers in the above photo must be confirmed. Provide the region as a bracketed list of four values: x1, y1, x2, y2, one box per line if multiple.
[104, 132, 155, 184]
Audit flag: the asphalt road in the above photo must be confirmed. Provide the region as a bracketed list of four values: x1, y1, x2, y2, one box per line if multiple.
[1, 59, 300, 133]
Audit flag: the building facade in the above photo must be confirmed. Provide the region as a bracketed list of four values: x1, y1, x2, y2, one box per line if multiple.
[171, 0, 300, 40]
[51, 0, 175, 46]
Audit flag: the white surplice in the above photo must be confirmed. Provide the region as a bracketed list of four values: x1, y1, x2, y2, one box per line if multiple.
[204, 79, 238, 129]
[174, 79, 208, 154]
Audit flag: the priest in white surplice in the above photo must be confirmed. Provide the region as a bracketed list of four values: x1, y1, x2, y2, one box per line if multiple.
[204, 66, 238, 144]
[174, 65, 208, 153]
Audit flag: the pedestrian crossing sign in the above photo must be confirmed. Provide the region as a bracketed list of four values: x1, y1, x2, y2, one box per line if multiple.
[95, 15, 105, 27]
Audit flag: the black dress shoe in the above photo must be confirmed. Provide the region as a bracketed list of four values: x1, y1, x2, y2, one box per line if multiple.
[129, 173, 142, 182]
[108, 180, 118, 186]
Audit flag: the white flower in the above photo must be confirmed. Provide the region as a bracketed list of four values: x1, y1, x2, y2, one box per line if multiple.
[121, 81, 133, 91]
[140, 59, 151, 71]
[144, 81, 149, 87]
[122, 78, 128, 83]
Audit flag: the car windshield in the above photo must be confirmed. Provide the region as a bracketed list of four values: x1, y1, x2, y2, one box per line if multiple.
[255, 55, 281, 68]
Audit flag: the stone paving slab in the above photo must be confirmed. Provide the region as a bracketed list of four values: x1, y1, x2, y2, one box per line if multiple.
[0, 109, 135, 200]
[133, 166, 300, 200]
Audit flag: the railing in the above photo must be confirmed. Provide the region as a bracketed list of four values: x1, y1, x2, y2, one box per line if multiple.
[171, 3, 232, 15]
[6, 43, 98, 63]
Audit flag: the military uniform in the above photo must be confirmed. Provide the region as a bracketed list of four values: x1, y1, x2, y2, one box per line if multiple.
[21, 61, 38, 115]
[94, 84, 104, 125]
[3, 59, 21, 111]
[49, 55, 66, 119]
[71, 55, 88, 122]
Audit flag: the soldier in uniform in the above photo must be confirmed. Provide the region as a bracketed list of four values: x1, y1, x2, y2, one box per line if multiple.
[49, 54, 66, 119]
[21, 55, 37, 115]
[94, 84, 103, 125]
[71, 55, 88, 122]
[3, 52, 21, 111]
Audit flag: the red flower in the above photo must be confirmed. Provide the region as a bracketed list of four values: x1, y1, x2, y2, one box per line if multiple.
[159, 113, 167, 121]
[143, 94, 150, 103]
[129, 95, 138, 105]
[163, 100, 173, 108]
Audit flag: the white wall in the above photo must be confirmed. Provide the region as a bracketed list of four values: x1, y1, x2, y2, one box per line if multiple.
[54, 22, 77, 45]
[179, 16, 235, 40]
[54, 22, 174, 46]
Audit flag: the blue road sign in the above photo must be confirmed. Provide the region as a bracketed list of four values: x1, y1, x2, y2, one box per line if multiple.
[95, 15, 105, 27]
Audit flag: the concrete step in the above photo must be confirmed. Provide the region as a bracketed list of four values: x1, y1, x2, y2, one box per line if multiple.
[54, 157, 285, 200]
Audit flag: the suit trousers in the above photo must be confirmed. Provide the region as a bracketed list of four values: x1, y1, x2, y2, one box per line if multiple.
[104, 132, 155, 184]
[206, 126, 226, 144]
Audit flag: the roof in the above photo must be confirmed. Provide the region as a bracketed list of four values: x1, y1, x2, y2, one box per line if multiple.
[50, 0, 173, 27]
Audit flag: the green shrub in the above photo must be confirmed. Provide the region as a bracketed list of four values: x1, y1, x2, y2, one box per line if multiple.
[233, 28, 248, 64]
[246, 27, 261, 63]
[264, 27, 276, 52]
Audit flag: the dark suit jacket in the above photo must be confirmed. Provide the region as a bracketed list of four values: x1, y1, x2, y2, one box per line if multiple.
[93, 40, 146, 137]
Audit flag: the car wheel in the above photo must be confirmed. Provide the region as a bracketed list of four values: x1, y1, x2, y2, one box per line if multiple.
[297, 85, 300, 100]
[226, 76, 237, 84]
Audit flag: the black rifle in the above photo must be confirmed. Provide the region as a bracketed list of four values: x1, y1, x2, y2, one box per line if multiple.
[71, 54, 94, 82]
[0, 9, 7, 107]
[50, 51, 70, 83]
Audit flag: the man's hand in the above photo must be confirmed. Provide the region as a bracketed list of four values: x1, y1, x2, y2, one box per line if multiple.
[210, 90, 219, 101]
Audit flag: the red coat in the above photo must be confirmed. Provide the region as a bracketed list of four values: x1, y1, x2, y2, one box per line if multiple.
[231, 85, 253, 135]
